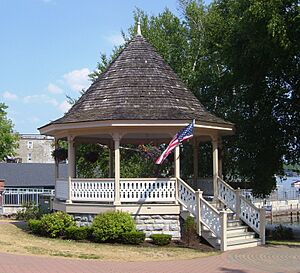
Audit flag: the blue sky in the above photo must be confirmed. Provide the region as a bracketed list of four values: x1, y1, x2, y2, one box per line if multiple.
[0, 0, 181, 133]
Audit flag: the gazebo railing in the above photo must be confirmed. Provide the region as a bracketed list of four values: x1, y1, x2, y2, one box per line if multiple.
[71, 178, 115, 202]
[120, 178, 176, 203]
[55, 178, 176, 203]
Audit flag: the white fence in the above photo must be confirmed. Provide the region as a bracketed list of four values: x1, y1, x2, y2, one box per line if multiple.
[2, 188, 54, 206]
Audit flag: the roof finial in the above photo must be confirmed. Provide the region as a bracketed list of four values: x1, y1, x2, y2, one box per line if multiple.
[137, 20, 142, 36]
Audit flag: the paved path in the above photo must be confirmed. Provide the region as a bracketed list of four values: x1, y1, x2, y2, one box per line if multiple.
[0, 245, 299, 273]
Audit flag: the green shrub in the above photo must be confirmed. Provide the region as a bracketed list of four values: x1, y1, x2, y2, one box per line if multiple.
[40, 211, 75, 238]
[150, 234, 172, 246]
[65, 226, 91, 241]
[120, 231, 145, 245]
[182, 216, 197, 246]
[92, 211, 136, 242]
[16, 202, 43, 221]
[28, 219, 43, 235]
[272, 224, 294, 240]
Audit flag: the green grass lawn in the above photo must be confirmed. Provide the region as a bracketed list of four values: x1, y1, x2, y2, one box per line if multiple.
[267, 240, 300, 246]
[0, 221, 218, 261]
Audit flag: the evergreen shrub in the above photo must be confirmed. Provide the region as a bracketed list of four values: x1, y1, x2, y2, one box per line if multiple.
[272, 224, 294, 240]
[150, 234, 172, 246]
[182, 216, 197, 246]
[120, 231, 145, 245]
[65, 226, 91, 240]
[40, 211, 75, 238]
[28, 219, 43, 235]
[92, 211, 136, 242]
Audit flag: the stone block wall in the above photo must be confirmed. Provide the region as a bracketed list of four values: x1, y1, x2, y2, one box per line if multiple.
[134, 214, 180, 239]
[72, 213, 181, 239]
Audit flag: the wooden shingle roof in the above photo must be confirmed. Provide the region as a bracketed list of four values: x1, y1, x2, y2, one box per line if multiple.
[50, 35, 232, 126]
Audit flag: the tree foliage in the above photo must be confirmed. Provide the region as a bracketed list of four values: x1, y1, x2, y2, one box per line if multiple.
[124, 0, 299, 195]
[0, 103, 19, 161]
[75, 0, 299, 196]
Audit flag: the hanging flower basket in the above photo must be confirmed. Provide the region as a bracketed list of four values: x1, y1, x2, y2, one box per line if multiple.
[84, 151, 99, 163]
[52, 148, 68, 162]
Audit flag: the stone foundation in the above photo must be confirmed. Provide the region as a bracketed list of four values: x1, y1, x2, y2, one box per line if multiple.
[134, 214, 181, 239]
[72, 213, 181, 239]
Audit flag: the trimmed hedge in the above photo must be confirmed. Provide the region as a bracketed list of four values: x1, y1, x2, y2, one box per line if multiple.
[150, 234, 172, 246]
[272, 224, 294, 240]
[28, 219, 43, 235]
[65, 226, 91, 241]
[39, 211, 75, 238]
[92, 211, 136, 242]
[182, 216, 197, 246]
[120, 231, 145, 245]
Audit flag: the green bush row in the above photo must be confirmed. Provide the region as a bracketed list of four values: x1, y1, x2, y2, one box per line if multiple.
[28, 211, 75, 238]
[28, 211, 173, 246]
[28, 211, 147, 245]
[150, 234, 172, 246]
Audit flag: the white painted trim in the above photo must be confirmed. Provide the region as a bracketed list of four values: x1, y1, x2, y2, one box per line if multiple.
[39, 119, 234, 135]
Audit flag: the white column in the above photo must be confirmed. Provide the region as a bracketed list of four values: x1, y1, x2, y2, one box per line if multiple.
[220, 209, 227, 251]
[195, 190, 203, 236]
[67, 136, 75, 203]
[108, 147, 113, 178]
[218, 138, 223, 178]
[174, 145, 180, 178]
[193, 137, 199, 187]
[54, 138, 59, 179]
[113, 134, 121, 205]
[212, 136, 219, 199]
[67, 136, 75, 178]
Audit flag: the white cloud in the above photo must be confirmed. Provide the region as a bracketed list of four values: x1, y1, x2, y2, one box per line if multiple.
[2, 91, 18, 100]
[63, 68, 90, 92]
[47, 83, 63, 94]
[58, 100, 71, 112]
[23, 95, 58, 106]
[104, 33, 124, 46]
[28, 116, 40, 123]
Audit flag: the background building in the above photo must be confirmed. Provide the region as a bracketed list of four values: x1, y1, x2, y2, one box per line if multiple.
[15, 134, 54, 163]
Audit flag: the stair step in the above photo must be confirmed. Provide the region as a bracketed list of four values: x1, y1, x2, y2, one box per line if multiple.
[227, 231, 255, 238]
[227, 238, 261, 250]
[227, 220, 242, 227]
[227, 225, 248, 231]
[227, 226, 248, 235]
[227, 233, 256, 242]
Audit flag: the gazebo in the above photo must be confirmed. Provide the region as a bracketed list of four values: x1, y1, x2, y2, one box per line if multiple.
[39, 27, 265, 250]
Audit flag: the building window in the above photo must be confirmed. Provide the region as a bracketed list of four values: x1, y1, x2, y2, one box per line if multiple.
[27, 141, 33, 149]
[28, 153, 32, 162]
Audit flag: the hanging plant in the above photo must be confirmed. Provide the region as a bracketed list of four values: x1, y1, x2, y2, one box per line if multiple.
[52, 148, 68, 162]
[84, 151, 99, 163]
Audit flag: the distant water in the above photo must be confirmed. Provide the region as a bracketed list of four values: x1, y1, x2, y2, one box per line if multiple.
[275, 176, 300, 199]
[276, 175, 300, 189]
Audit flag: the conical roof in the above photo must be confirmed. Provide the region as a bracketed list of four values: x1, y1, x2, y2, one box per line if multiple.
[49, 35, 232, 126]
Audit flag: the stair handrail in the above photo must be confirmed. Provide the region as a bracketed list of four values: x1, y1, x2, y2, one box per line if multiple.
[217, 177, 266, 244]
[177, 177, 196, 215]
[217, 176, 237, 212]
[177, 177, 195, 194]
[177, 178, 222, 239]
[239, 195, 264, 234]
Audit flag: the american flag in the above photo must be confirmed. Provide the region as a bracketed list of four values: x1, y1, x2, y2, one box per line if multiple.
[155, 120, 195, 164]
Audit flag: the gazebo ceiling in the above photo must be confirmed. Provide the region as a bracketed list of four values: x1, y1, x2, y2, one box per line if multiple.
[39, 34, 234, 136]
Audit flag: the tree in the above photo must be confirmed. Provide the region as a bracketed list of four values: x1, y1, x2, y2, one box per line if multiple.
[83, 0, 299, 195]
[194, 0, 300, 195]
[0, 103, 19, 161]
[123, 0, 299, 195]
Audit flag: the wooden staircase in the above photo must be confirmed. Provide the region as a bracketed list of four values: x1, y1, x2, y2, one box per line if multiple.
[177, 177, 266, 251]
[201, 211, 262, 250]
